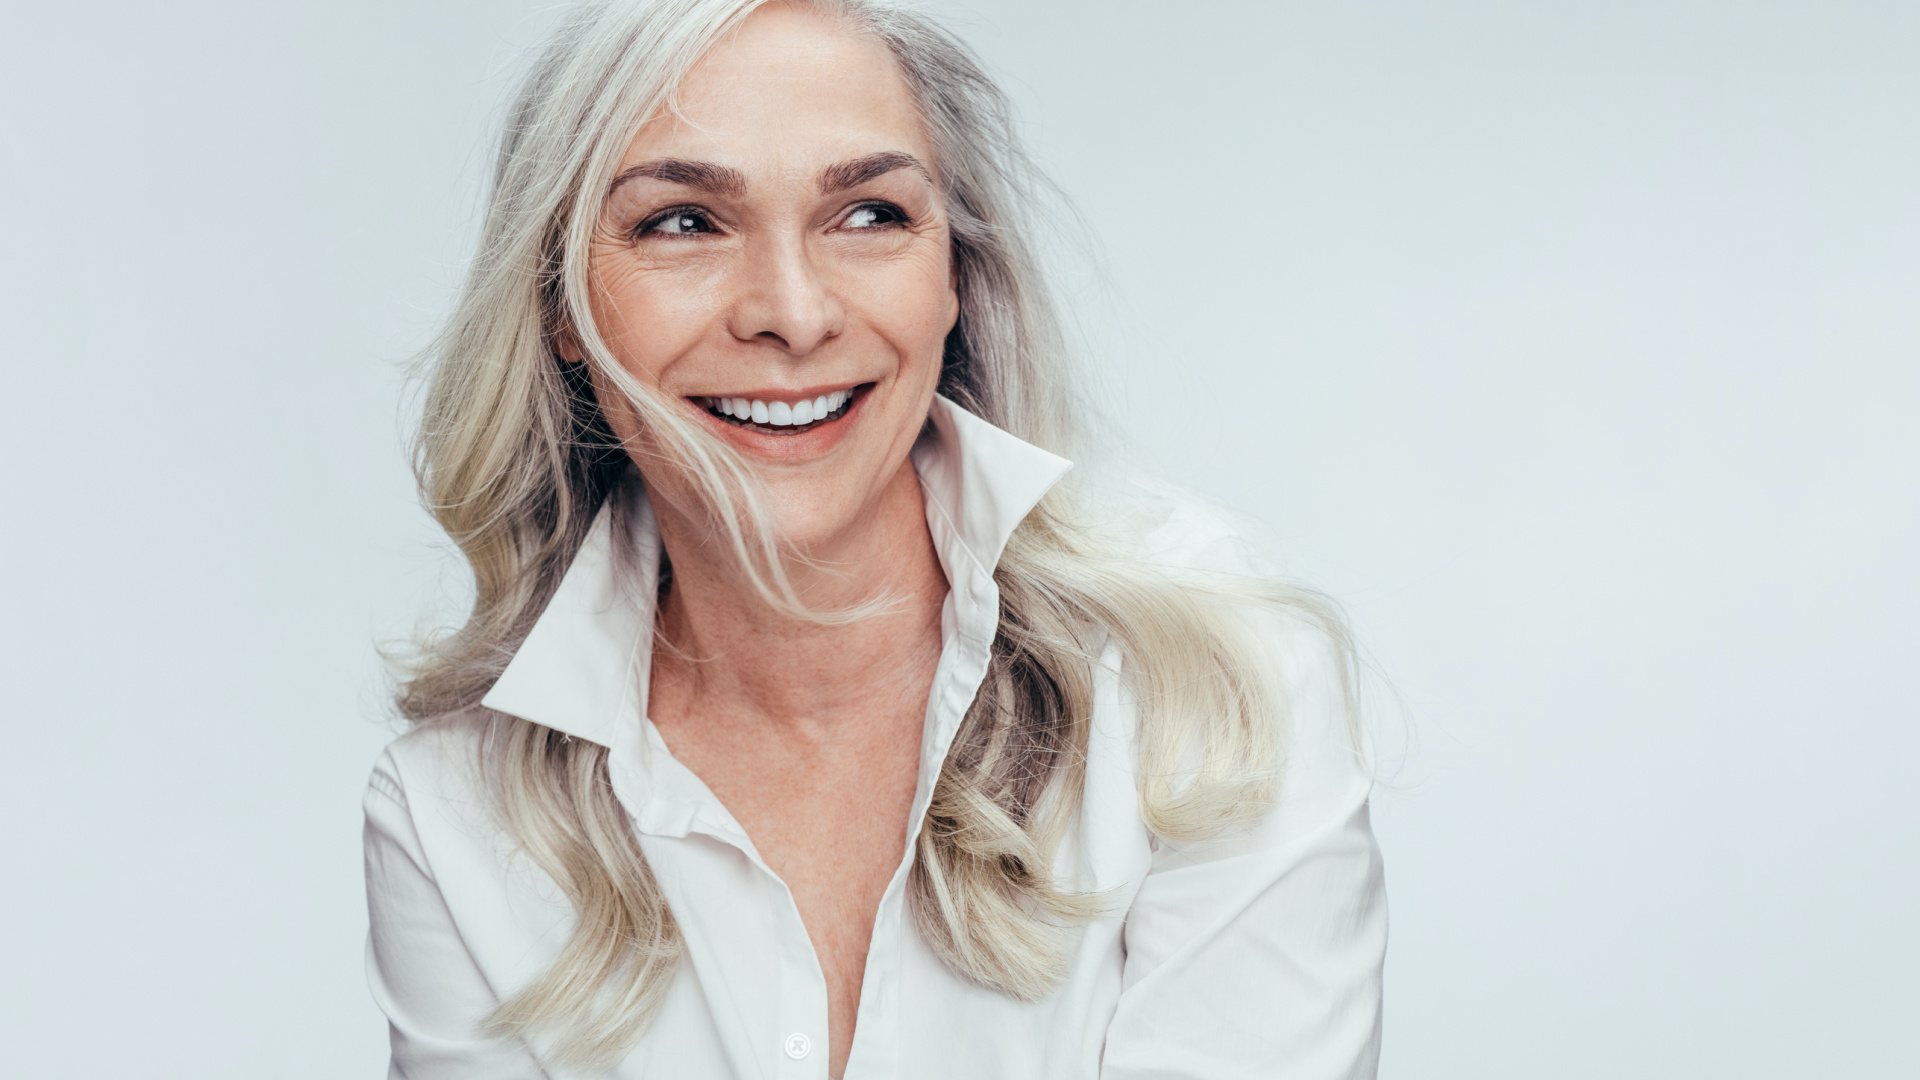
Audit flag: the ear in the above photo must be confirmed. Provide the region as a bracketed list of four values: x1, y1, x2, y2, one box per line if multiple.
[946, 266, 962, 331]
[549, 316, 584, 364]
[946, 246, 962, 327]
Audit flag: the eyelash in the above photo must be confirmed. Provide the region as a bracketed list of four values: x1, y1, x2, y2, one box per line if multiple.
[843, 201, 910, 229]
[632, 201, 912, 240]
[635, 206, 715, 239]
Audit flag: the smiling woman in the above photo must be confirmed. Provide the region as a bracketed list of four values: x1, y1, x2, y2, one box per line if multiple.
[364, 2, 1386, 1078]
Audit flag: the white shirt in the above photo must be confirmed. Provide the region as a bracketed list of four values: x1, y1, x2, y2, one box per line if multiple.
[363, 397, 1386, 1079]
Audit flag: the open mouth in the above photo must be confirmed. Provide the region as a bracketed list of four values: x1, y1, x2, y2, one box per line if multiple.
[696, 385, 866, 434]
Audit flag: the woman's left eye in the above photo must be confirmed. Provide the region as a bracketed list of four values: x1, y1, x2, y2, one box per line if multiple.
[843, 203, 908, 230]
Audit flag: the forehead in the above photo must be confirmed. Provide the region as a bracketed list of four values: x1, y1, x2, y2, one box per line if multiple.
[621, 4, 930, 178]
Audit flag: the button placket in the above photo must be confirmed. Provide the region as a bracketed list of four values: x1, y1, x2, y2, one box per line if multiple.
[770, 865, 827, 1077]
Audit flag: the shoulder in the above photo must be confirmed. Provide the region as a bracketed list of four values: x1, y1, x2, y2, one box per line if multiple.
[1085, 476, 1279, 581]
[364, 710, 569, 937]
[362, 713, 573, 1072]
[368, 709, 489, 794]
[1076, 472, 1347, 648]
[1086, 478, 1342, 654]
[364, 710, 502, 855]
[1080, 476, 1363, 784]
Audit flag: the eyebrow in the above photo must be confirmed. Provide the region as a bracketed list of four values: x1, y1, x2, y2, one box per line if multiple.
[818, 151, 932, 194]
[607, 151, 933, 201]
[608, 158, 748, 198]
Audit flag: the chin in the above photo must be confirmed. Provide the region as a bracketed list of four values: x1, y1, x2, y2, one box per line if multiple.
[760, 485, 869, 554]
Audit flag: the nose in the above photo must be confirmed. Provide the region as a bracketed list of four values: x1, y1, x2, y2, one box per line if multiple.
[726, 233, 845, 356]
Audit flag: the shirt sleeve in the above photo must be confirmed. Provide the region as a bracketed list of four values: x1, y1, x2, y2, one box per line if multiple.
[363, 746, 552, 1080]
[1100, 616, 1388, 1080]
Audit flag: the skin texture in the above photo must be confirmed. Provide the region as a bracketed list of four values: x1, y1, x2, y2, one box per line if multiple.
[570, 5, 957, 1076]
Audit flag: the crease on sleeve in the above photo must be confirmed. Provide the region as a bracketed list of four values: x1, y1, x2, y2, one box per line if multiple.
[1100, 615, 1388, 1080]
[364, 747, 551, 1080]
[1104, 796, 1386, 1080]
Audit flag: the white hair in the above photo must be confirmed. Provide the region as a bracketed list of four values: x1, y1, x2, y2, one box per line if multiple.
[396, 0, 1355, 1068]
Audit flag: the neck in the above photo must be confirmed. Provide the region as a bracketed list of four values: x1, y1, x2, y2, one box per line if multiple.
[648, 459, 949, 738]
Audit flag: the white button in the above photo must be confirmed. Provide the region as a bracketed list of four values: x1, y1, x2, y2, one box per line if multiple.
[783, 1032, 811, 1059]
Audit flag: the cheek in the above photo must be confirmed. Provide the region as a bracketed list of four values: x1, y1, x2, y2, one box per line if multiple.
[843, 251, 960, 362]
[587, 257, 728, 376]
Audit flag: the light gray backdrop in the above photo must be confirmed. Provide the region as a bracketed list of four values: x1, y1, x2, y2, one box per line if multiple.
[1, 1, 1913, 1076]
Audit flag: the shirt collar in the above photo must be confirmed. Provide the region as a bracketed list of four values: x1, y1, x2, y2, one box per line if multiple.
[479, 394, 1074, 746]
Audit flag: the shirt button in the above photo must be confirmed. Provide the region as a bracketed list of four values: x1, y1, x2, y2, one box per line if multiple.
[784, 1032, 811, 1060]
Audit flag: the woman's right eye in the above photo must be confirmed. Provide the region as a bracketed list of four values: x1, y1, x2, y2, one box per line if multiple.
[640, 209, 716, 237]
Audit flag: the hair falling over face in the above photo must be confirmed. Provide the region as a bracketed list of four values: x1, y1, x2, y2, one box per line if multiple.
[395, 0, 1357, 1069]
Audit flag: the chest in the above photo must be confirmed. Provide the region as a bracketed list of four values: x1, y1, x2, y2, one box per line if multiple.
[571, 644, 1151, 1078]
[588, 673, 1150, 1080]
[688, 718, 922, 911]
[650, 692, 927, 980]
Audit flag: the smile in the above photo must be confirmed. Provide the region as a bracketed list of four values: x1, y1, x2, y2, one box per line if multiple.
[696, 386, 863, 433]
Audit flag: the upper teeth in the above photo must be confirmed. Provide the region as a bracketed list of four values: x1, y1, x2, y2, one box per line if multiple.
[704, 389, 851, 426]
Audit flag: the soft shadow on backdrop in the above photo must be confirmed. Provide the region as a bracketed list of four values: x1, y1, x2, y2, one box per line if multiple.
[1, 2, 1914, 1076]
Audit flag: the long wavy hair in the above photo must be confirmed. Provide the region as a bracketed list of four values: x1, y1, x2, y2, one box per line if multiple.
[397, 0, 1354, 1068]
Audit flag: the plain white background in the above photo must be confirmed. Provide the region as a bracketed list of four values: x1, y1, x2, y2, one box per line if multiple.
[2, 1, 1914, 1076]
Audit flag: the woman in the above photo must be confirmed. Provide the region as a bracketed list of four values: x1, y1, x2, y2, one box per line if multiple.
[363, 0, 1386, 1076]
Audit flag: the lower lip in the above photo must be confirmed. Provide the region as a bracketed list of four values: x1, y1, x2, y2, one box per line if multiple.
[691, 385, 873, 459]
